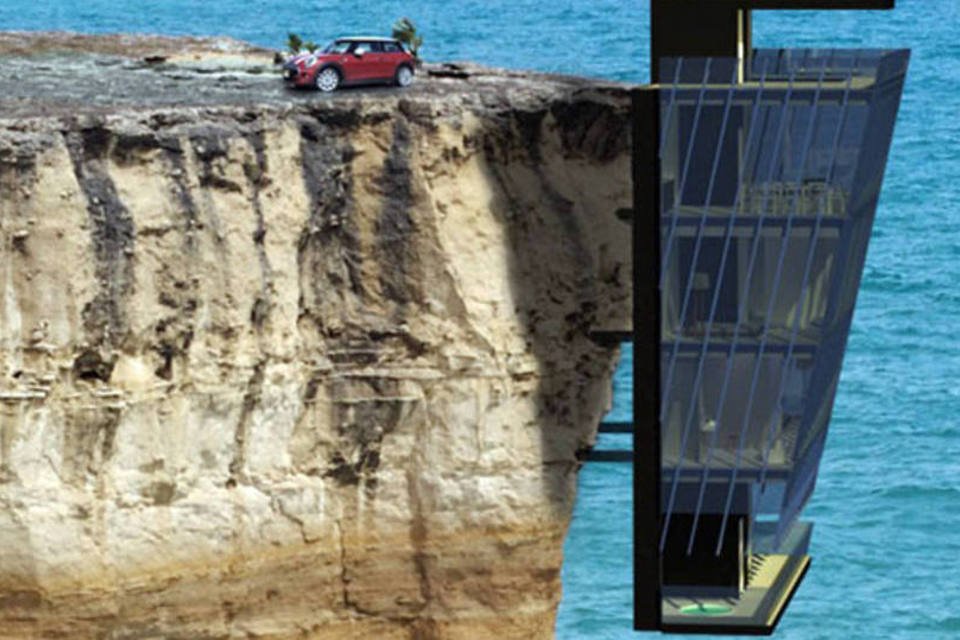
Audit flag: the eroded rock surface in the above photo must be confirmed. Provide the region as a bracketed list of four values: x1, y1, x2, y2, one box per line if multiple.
[0, 33, 632, 639]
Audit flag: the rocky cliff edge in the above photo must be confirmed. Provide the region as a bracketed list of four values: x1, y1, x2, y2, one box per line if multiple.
[0, 32, 633, 639]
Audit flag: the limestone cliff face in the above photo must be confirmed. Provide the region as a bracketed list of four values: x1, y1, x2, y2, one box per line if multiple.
[0, 34, 632, 639]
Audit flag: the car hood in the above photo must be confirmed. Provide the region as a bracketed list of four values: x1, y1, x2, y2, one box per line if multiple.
[287, 52, 337, 66]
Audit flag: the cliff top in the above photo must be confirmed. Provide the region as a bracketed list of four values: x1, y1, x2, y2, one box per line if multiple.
[0, 31, 630, 122]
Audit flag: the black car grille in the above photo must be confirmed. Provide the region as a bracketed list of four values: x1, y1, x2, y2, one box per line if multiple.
[282, 63, 299, 80]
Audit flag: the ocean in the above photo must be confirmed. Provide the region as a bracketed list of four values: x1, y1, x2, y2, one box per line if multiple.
[1, 1, 956, 638]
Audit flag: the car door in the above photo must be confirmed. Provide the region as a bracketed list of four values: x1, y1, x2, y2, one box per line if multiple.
[381, 41, 404, 79]
[365, 41, 392, 79]
[340, 41, 373, 82]
[359, 41, 385, 80]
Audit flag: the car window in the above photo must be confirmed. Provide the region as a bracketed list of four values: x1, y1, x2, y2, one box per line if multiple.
[323, 41, 351, 54]
[353, 42, 372, 55]
[370, 42, 384, 53]
[384, 42, 402, 53]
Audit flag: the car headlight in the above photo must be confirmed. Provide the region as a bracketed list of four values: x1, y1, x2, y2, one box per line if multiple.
[305, 55, 318, 67]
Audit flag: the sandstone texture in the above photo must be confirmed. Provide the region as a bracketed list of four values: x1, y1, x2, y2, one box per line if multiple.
[0, 33, 633, 639]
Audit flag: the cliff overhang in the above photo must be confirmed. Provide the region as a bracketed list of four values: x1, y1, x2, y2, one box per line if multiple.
[0, 32, 633, 639]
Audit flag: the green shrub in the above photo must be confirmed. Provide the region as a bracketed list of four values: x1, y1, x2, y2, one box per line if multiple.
[392, 17, 423, 60]
[286, 32, 302, 55]
[286, 32, 318, 54]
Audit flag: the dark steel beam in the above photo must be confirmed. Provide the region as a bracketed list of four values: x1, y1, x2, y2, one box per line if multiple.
[721, 0, 893, 8]
[632, 87, 662, 632]
[598, 421, 634, 433]
[586, 450, 634, 463]
[587, 330, 633, 347]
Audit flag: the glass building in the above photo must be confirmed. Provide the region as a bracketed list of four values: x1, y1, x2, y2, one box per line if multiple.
[652, 48, 908, 631]
[584, 2, 908, 633]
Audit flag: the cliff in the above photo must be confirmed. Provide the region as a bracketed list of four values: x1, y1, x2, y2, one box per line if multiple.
[0, 33, 632, 639]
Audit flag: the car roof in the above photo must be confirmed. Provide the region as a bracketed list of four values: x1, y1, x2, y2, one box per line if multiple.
[335, 36, 399, 43]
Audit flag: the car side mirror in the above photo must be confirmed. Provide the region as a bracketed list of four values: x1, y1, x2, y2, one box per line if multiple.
[354, 49, 365, 57]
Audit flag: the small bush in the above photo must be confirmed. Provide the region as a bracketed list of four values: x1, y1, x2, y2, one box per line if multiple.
[286, 32, 318, 55]
[286, 32, 302, 55]
[392, 17, 423, 60]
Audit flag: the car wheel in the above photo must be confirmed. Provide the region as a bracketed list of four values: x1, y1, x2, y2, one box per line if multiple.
[316, 67, 340, 92]
[395, 65, 415, 88]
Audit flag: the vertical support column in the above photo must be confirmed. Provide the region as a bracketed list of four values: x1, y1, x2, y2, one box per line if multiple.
[632, 87, 663, 631]
[738, 9, 753, 82]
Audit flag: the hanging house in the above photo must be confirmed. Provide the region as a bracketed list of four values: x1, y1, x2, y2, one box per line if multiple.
[592, 0, 908, 634]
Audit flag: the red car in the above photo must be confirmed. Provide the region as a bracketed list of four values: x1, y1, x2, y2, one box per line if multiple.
[282, 37, 416, 92]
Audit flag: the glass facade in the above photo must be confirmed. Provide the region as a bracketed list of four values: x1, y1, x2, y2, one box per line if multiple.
[656, 49, 908, 627]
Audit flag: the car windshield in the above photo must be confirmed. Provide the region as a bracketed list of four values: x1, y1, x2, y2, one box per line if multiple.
[322, 40, 352, 54]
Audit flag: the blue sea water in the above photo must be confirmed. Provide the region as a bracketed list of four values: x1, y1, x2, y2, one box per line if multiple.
[1, 1, 957, 638]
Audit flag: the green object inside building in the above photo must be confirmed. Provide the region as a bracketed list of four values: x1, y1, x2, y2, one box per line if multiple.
[679, 603, 734, 617]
